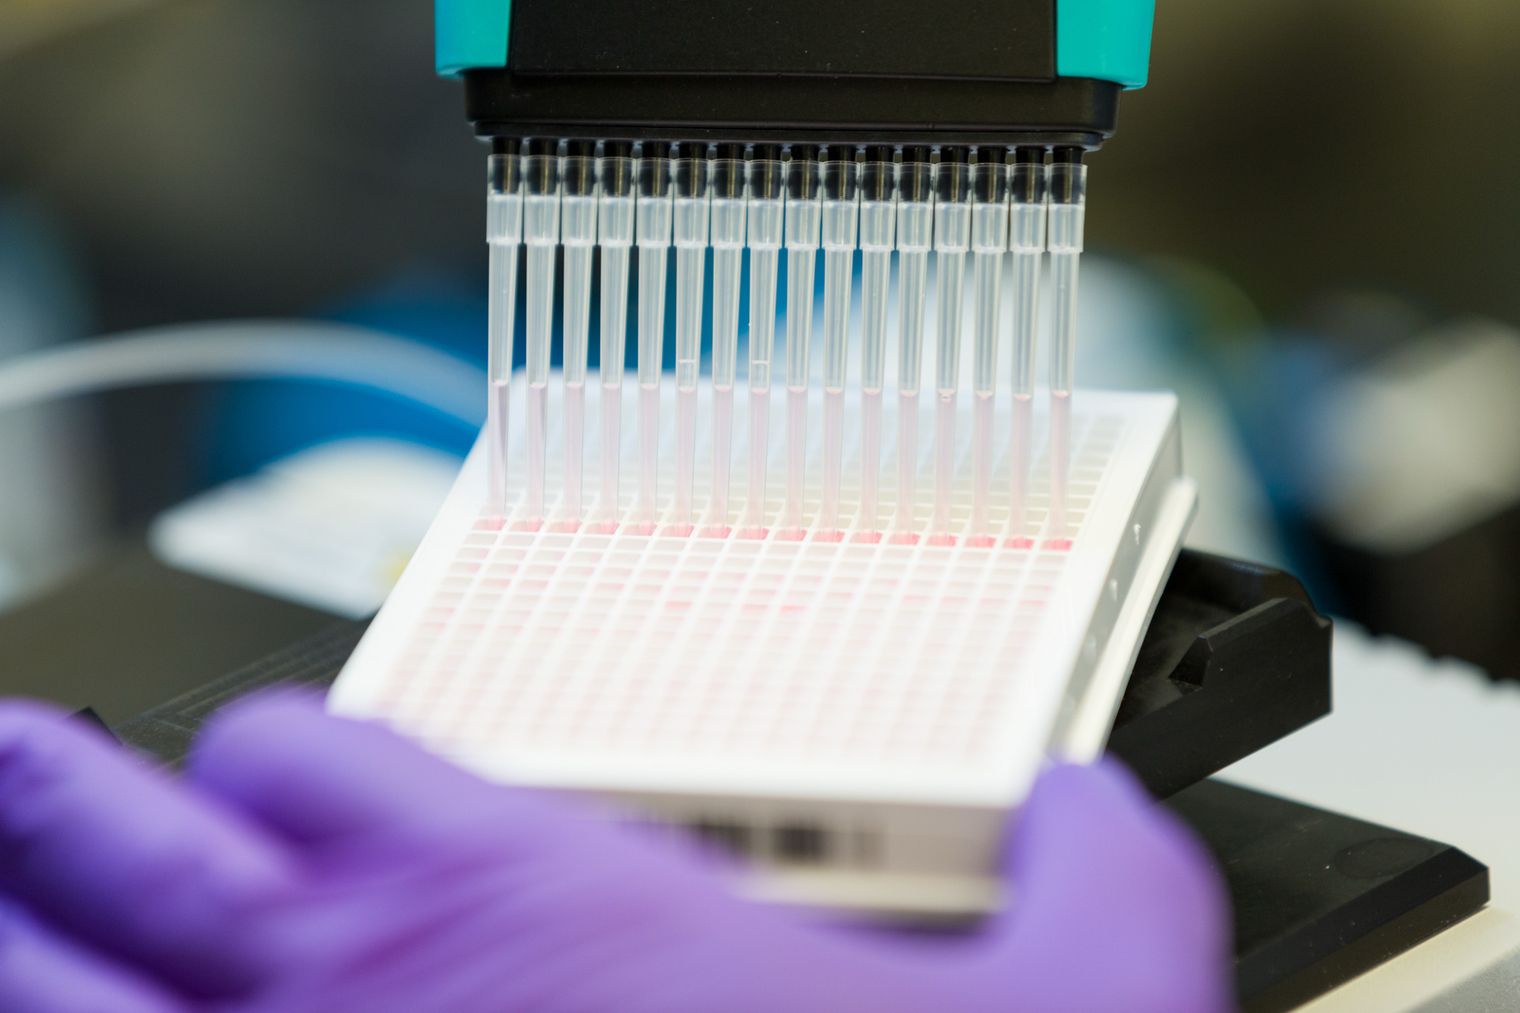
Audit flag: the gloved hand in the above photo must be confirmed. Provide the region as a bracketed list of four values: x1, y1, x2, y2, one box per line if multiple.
[0, 693, 1231, 1012]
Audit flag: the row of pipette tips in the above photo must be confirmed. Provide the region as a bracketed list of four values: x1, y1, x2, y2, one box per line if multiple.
[484, 140, 1087, 548]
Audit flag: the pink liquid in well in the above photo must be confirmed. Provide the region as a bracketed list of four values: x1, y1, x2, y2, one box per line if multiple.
[526, 382, 548, 521]
[486, 378, 510, 514]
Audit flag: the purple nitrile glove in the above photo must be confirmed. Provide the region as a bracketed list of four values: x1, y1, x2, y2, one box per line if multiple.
[0, 693, 1232, 1012]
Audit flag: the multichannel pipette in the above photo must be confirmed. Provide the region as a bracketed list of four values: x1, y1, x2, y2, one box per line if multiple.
[364, 0, 1168, 920]
[475, 142, 1095, 544]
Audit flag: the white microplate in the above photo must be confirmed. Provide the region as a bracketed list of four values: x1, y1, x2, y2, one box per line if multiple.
[330, 377, 1195, 916]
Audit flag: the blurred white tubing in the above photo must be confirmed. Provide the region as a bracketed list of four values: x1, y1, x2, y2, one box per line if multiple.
[0, 320, 485, 424]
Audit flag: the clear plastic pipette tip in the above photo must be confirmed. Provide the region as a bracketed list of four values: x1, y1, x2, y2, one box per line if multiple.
[634, 145, 672, 532]
[1047, 154, 1086, 541]
[856, 150, 896, 538]
[1006, 152, 1047, 544]
[744, 152, 784, 536]
[931, 149, 971, 540]
[781, 149, 821, 537]
[671, 148, 709, 531]
[816, 154, 857, 538]
[559, 145, 598, 526]
[521, 144, 561, 524]
[706, 149, 747, 534]
[485, 145, 522, 516]
[968, 155, 1009, 542]
[596, 146, 635, 530]
[892, 150, 933, 540]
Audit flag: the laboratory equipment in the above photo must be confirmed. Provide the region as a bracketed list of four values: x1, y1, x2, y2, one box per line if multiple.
[744, 152, 786, 537]
[453, 0, 1149, 534]
[670, 146, 710, 533]
[1047, 155, 1088, 538]
[596, 147, 635, 530]
[332, 0, 1170, 913]
[332, 382, 1198, 914]
[558, 143, 598, 526]
[484, 145, 522, 514]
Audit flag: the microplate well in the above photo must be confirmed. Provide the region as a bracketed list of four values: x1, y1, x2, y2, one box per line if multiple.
[330, 378, 1195, 915]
